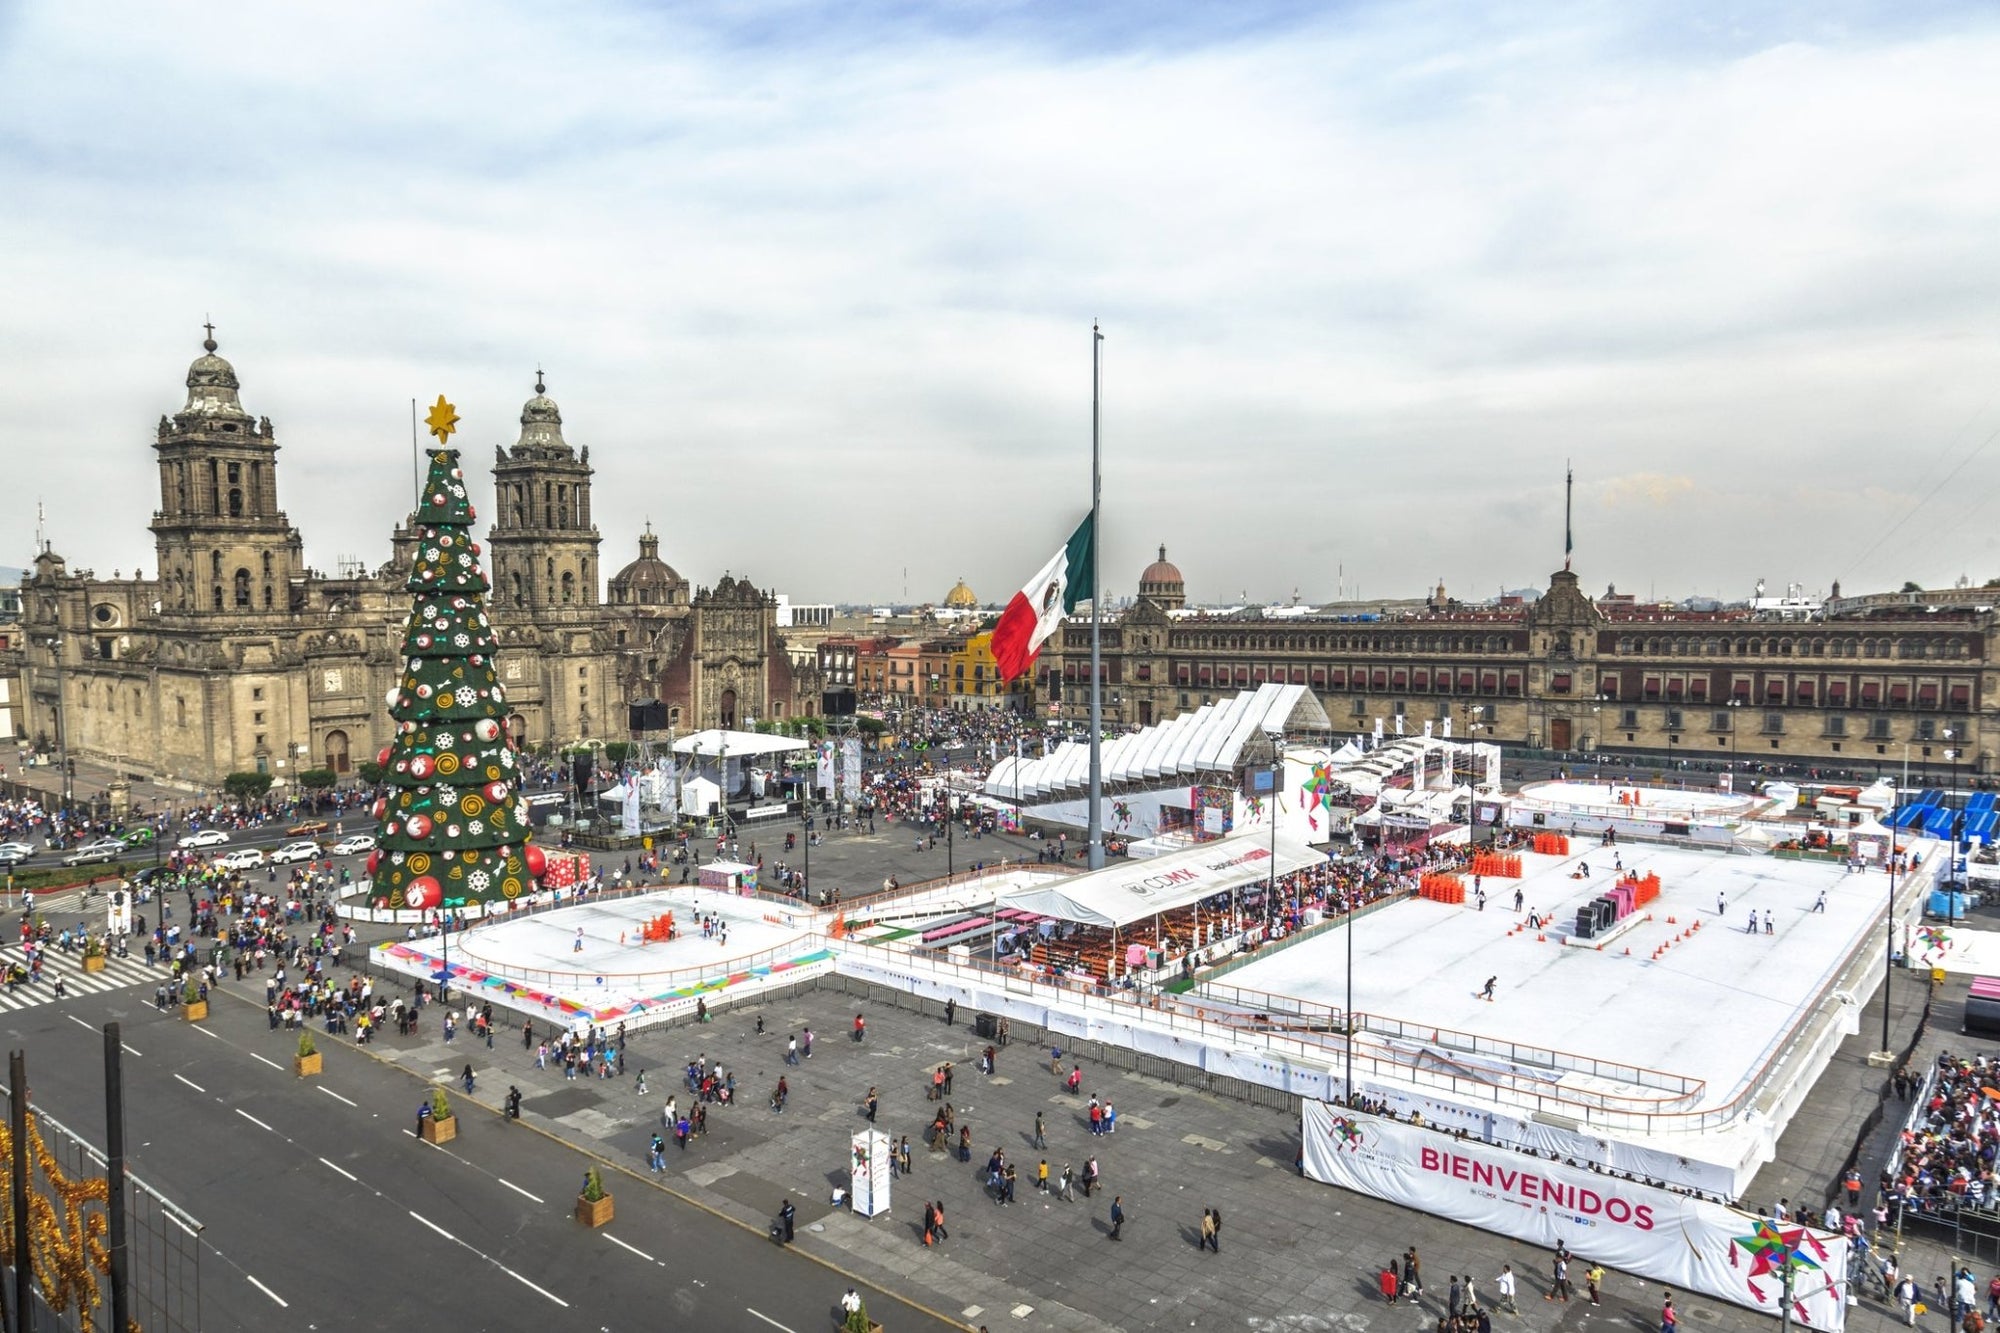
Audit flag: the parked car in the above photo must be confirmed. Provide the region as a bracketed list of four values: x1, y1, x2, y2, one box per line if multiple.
[268, 841, 322, 865]
[62, 839, 126, 867]
[117, 826, 156, 846]
[329, 834, 377, 856]
[214, 848, 265, 871]
[0, 841, 35, 863]
[177, 828, 230, 850]
[286, 819, 331, 837]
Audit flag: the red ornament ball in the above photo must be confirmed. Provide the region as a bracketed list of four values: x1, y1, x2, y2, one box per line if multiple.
[371, 797, 387, 819]
[523, 844, 547, 878]
[484, 781, 508, 803]
[408, 754, 436, 779]
[376, 746, 392, 767]
[366, 850, 380, 875]
[407, 813, 435, 839]
[406, 875, 441, 910]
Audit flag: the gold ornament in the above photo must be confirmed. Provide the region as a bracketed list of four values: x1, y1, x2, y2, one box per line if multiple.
[408, 853, 431, 874]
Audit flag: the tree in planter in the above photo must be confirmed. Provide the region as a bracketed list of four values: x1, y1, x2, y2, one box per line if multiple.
[367, 434, 545, 913]
[843, 1295, 872, 1333]
[223, 771, 274, 803]
[430, 1087, 452, 1122]
[581, 1168, 606, 1203]
[297, 1029, 318, 1060]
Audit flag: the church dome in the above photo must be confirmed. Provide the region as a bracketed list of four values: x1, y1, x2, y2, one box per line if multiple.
[1139, 544, 1186, 610]
[944, 578, 978, 609]
[513, 370, 569, 455]
[608, 525, 687, 607]
[181, 327, 250, 420]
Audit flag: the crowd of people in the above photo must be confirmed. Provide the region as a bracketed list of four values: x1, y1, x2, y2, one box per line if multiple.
[1885, 1050, 2000, 1221]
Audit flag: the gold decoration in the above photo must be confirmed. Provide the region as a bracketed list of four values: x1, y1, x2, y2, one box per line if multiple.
[408, 853, 431, 874]
[459, 794, 485, 817]
[502, 877, 522, 898]
[436, 753, 460, 775]
[424, 396, 460, 442]
[0, 1111, 132, 1327]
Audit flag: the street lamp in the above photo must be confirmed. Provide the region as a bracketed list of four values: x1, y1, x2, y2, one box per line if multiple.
[1265, 729, 1283, 940]
[1726, 698, 1744, 782]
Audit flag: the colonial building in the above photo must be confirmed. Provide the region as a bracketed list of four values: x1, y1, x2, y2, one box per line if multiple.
[17, 334, 817, 790]
[1040, 555, 1999, 781]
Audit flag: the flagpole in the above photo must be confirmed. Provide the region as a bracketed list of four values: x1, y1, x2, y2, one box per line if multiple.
[1088, 322, 1105, 872]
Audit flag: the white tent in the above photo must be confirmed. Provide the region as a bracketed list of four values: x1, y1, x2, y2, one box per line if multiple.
[999, 832, 1324, 929]
[673, 730, 812, 760]
[680, 775, 722, 817]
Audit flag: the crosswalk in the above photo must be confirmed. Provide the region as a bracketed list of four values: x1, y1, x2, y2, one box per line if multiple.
[0, 947, 160, 1012]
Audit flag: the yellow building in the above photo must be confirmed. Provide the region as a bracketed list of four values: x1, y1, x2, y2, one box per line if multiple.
[945, 631, 1017, 712]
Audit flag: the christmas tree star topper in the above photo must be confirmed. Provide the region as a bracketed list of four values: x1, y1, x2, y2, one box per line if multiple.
[424, 395, 460, 442]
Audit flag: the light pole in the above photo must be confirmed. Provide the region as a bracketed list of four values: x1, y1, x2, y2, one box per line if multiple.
[1726, 698, 1744, 783]
[1265, 729, 1282, 940]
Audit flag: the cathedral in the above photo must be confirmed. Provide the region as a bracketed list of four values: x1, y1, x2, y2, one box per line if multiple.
[16, 333, 821, 790]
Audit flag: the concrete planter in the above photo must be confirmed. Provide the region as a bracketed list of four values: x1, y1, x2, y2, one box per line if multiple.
[575, 1193, 614, 1227]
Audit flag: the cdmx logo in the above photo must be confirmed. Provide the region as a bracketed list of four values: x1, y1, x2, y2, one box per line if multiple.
[1326, 1116, 1366, 1153]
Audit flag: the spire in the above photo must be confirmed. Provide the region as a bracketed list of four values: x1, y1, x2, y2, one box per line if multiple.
[535, 365, 545, 395]
[202, 317, 217, 353]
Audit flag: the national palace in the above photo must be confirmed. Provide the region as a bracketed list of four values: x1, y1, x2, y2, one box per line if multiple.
[1037, 551, 2000, 781]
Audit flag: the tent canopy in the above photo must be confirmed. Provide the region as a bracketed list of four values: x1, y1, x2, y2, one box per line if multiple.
[999, 833, 1324, 929]
[672, 729, 811, 759]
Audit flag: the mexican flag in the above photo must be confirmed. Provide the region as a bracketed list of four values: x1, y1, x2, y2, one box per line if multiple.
[991, 514, 1095, 681]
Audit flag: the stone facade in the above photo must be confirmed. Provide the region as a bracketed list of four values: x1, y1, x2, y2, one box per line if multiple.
[1041, 561, 1998, 781]
[16, 336, 815, 791]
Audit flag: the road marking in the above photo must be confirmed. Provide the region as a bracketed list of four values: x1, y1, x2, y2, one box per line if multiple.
[234, 1109, 276, 1134]
[190, 1023, 224, 1041]
[318, 1157, 357, 1182]
[603, 1233, 655, 1262]
[245, 1275, 288, 1308]
[409, 1211, 454, 1241]
[319, 1087, 357, 1107]
[173, 1074, 205, 1094]
[122, 1043, 140, 1056]
[507, 1269, 569, 1307]
[746, 1310, 798, 1332]
[498, 1178, 543, 1203]
[66, 1014, 93, 1033]
[249, 1052, 283, 1071]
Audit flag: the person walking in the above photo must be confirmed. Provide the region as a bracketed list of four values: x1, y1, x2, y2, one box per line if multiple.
[853, 1012, 865, 1043]
[1661, 1294, 1677, 1333]
[1405, 1247, 1424, 1296]
[1717, 891, 1726, 916]
[786, 1034, 799, 1065]
[1033, 1111, 1047, 1149]
[1449, 1275, 1464, 1318]
[1207, 1206, 1222, 1253]
[1496, 1264, 1518, 1314]
[1550, 1253, 1572, 1301]
[1380, 1262, 1401, 1305]
[1109, 1195, 1124, 1241]
[779, 1198, 796, 1243]
[865, 1086, 879, 1123]
[1587, 1263, 1605, 1305]
[944, 996, 956, 1026]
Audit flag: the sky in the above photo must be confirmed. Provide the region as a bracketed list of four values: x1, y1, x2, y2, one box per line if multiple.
[2, 1, 1997, 608]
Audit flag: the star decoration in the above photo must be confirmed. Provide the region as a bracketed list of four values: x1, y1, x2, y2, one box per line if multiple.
[1732, 1219, 1826, 1282]
[424, 395, 460, 442]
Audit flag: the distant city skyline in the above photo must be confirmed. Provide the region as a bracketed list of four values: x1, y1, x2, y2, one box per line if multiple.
[4, 3, 1997, 605]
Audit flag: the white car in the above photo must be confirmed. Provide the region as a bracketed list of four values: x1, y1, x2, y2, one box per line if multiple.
[329, 834, 377, 856]
[0, 842, 34, 862]
[214, 847, 265, 871]
[178, 828, 230, 849]
[268, 841, 322, 865]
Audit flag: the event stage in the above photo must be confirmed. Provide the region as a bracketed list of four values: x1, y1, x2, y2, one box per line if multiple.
[1211, 842, 1910, 1192]
[374, 887, 833, 1029]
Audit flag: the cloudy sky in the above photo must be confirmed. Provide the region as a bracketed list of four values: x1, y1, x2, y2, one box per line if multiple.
[3, 1, 1996, 608]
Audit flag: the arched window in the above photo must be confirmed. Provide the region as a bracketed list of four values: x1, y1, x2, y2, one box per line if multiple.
[212, 586, 223, 611]
[262, 552, 272, 577]
[560, 571, 575, 604]
[175, 696, 187, 727]
[211, 550, 223, 578]
[234, 568, 252, 608]
[510, 572, 525, 607]
[228, 488, 243, 517]
[263, 585, 273, 609]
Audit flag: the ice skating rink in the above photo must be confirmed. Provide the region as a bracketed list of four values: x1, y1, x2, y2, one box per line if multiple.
[1213, 843, 1894, 1120]
[376, 887, 833, 1028]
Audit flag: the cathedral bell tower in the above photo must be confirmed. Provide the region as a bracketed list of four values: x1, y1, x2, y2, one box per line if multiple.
[487, 372, 601, 615]
[149, 326, 305, 616]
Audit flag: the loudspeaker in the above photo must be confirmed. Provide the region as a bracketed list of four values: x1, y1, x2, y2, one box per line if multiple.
[628, 698, 667, 732]
[571, 754, 594, 793]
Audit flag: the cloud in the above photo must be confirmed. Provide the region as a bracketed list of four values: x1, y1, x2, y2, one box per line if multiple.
[0, 1, 1997, 607]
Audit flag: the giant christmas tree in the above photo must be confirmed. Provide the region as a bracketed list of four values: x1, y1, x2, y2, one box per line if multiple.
[369, 398, 547, 911]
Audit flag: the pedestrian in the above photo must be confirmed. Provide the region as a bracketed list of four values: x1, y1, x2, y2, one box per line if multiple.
[1208, 1206, 1222, 1252]
[779, 1198, 796, 1243]
[1550, 1254, 1571, 1301]
[1037, 1159, 1049, 1193]
[1587, 1263, 1605, 1305]
[1033, 1110, 1046, 1149]
[922, 1200, 936, 1247]
[1110, 1195, 1124, 1241]
[1717, 891, 1726, 916]
[1450, 1275, 1464, 1317]
[853, 1013, 865, 1043]
[1496, 1264, 1518, 1314]
[1380, 1263, 1400, 1305]
[523, 1019, 534, 1050]
[1661, 1294, 1677, 1333]
[787, 1035, 798, 1065]
[461, 1063, 475, 1095]
[1764, 909, 1774, 935]
[944, 997, 956, 1026]
[1845, 1169, 1863, 1206]
[802, 1026, 813, 1059]
[1896, 1274, 1918, 1326]
[1814, 890, 1827, 913]
[866, 1086, 879, 1123]
[1405, 1247, 1424, 1295]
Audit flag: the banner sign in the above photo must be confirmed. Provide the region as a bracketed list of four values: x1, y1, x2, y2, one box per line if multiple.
[1301, 1104, 1846, 1328]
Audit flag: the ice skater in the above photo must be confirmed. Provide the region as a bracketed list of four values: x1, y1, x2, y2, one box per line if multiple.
[1513, 888, 1525, 912]
[1480, 976, 1497, 1002]
[1814, 890, 1827, 913]
[1763, 909, 1774, 935]
[1717, 891, 1726, 916]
